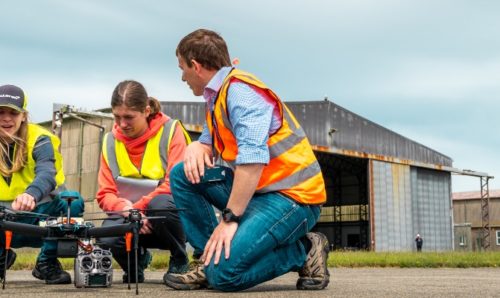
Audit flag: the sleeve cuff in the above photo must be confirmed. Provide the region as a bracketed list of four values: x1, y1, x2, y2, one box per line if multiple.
[25, 186, 44, 202]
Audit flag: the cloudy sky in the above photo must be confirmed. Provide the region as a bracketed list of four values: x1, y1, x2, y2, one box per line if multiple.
[1, 0, 498, 192]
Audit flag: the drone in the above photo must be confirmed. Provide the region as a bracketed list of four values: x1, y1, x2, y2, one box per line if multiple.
[0, 191, 182, 295]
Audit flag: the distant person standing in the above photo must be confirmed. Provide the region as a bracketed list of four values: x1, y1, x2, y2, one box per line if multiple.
[415, 234, 423, 252]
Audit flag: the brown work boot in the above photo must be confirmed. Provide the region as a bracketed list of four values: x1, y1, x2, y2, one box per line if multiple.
[296, 232, 330, 290]
[163, 259, 208, 290]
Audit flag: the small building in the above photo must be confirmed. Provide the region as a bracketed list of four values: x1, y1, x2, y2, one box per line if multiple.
[452, 190, 500, 251]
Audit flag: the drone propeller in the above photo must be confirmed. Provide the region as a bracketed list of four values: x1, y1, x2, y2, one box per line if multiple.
[84, 207, 186, 216]
[0, 207, 50, 218]
[89, 215, 169, 221]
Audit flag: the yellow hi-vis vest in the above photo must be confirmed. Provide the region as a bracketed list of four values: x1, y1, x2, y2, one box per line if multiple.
[102, 119, 191, 180]
[206, 69, 326, 205]
[0, 124, 65, 201]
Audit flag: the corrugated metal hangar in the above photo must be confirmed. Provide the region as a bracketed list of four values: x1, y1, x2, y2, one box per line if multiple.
[44, 100, 494, 252]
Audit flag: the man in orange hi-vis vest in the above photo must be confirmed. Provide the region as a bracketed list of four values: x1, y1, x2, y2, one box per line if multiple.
[164, 29, 330, 292]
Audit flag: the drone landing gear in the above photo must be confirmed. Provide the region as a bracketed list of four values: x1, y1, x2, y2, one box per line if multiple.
[2, 230, 12, 290]
[126, 210, 142, 295]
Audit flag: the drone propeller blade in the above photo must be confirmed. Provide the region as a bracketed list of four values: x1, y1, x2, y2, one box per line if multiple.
[140, 208, 186, 213]
[88, 216, 123, 221]
[83, 210, 127, 216]
[83, 208, 186, 216]
[142, 216, 168, 220]
[85, 215, 168, 221]
[6, 214, 46, 219]
[2, 208, 50, 218]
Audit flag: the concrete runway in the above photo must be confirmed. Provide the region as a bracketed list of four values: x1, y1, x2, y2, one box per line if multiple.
[1, 267, 499, 297]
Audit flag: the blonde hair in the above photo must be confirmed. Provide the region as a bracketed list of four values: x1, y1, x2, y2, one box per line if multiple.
[0, 113, 28, 176]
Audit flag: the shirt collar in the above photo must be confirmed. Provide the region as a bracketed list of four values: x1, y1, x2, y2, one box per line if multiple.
[203, 66, 233, 103]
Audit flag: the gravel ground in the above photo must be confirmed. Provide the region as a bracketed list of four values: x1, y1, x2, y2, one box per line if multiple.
[1, 267, 499, 297]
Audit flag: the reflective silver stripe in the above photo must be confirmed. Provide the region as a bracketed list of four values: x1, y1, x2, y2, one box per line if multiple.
[257, 161, 322, 193]
[106, 133, 120, 178]
[268, 107, 305, 158]
[283, 107, 298, 131]
[159, 120, 175, 170]
[269, 129, 306, 159]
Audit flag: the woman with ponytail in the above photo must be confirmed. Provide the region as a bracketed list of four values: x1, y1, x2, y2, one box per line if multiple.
[96, 80, 190, 283]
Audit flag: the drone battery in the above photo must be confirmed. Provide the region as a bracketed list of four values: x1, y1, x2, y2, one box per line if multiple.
[57, 239, 78, 257]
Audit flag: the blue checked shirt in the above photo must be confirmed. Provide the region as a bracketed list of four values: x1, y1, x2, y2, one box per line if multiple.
[199, 67, 281, 165]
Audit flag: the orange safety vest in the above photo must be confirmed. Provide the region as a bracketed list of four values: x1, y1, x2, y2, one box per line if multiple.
[206, 69, 326, 205]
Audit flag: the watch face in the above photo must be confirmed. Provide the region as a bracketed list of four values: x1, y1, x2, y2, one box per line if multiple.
[222, 209, 231, 222]
[222, 208, 238, 223]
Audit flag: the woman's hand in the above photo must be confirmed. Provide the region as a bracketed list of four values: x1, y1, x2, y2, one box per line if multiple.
[139, 217, 153, 234]
[12, 193, 36, 211]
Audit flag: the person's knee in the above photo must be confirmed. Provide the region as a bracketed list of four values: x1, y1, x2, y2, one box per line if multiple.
[147, 194, 174, 210]
[70, 197, 85, 215]
[170, 162, 186, 185]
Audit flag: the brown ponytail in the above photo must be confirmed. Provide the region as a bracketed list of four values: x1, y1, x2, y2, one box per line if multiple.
[147, 97, 162, 122]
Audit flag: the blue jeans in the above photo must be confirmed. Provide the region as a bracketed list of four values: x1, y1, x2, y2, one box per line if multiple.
[0, 193, 85, 261]
[170, 163, 321, 292]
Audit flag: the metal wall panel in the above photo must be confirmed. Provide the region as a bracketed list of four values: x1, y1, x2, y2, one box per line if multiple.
[373, 160, 452, 251]
[372, 160, 413, 251]
[410, 168, 452, 251]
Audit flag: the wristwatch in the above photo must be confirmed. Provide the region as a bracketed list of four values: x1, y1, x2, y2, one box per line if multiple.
[222, 208, 241, 223]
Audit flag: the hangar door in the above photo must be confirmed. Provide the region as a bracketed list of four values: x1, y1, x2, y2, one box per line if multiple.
[372, 160, 452, 251]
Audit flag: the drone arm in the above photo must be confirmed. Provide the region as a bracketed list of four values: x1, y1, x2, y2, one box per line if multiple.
[0, 221, 49, 237]
[86, 223, 134, 238]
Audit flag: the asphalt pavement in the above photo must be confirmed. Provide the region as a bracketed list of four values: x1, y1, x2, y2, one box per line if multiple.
[1, 267, 499, 297]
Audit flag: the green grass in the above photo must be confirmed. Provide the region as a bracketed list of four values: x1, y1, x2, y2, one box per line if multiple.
[329, 251, 500, 268]
[7, 249, 500, 270]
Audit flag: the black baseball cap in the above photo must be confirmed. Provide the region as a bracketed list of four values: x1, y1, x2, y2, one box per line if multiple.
[0, 84, 27, 112]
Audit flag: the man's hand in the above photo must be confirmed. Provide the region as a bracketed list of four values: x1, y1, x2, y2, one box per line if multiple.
[183, 141, 213, 184]
[12, 193, 36, 211]
[202, 221, 238, 266]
